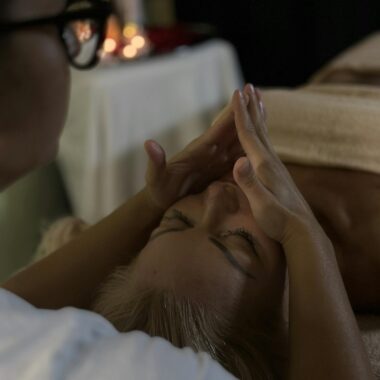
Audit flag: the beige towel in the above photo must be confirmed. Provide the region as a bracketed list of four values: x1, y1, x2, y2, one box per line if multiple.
[310, 32, 380, 84]
[262, 84, 380, 174]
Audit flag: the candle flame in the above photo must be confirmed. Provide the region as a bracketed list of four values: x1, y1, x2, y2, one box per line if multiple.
[123, 45, 138, 59]
[123, 23, 138, 39]
[131, 35, 146, 49]
[103, 38, 117, 53]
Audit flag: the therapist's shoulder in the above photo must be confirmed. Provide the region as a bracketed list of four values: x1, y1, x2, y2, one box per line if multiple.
[0, 289, 235, 380]
[69, 330, 237, 380]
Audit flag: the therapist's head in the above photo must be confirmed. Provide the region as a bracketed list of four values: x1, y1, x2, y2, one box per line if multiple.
[0, 0, 111, 189]
[93, 179, 288, 379]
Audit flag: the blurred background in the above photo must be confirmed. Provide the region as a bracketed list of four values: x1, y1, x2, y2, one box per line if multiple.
[176, 0, 380, 86]
[0, 0, 379, 281]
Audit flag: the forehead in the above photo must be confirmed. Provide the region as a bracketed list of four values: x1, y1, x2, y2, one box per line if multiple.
[1, 0, 67, 21]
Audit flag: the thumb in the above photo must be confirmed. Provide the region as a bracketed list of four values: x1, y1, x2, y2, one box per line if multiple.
[233, 157, 267, 201]
[144, 140, 166, 183]
[233, 157, 288, 242]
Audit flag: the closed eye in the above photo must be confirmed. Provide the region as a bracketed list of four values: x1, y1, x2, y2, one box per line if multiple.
[222, 229, 259, 257]
[163, 209, 194, 227]
[150, 209, 257, 279]
[161, 209, 260, 259]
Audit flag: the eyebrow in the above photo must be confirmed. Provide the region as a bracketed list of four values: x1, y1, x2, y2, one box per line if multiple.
[149, 228, 256, 280]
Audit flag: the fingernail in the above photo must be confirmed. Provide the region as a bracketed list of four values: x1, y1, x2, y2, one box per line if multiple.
[151, 141, 162, 154]
[255, 87, 262, 99]
[259, 101, 265, 116]
[248, 83, 255, 94]
[237, 158, 251, 177]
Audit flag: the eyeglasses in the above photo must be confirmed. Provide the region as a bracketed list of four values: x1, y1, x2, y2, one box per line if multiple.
[0, 0, 113, 70]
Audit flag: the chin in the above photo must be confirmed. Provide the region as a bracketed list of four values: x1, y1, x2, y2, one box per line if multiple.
[33, 138, 60, 167]
[1, 137, 61, 190]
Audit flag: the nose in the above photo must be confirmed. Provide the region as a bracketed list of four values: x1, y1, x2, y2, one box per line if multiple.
[201, 182, 240, 230]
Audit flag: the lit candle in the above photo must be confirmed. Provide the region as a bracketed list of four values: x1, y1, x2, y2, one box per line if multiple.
[123, 45, 138, 59]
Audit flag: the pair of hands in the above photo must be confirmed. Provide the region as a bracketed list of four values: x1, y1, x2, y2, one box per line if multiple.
[144, 84, 319, 244]
[143, 99, 244, 211]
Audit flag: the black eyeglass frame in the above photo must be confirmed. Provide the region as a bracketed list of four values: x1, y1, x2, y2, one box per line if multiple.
[0, 0, 113, 69]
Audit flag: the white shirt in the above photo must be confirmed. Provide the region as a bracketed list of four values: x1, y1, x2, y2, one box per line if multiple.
[0, 289, 236, 380]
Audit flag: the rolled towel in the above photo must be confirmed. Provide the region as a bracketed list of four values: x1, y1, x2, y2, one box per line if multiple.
[310, 32, 380, 84]
[262, 84, 380, 174]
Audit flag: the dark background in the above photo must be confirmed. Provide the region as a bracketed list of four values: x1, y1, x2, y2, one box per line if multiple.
[175, 0, 380, 87]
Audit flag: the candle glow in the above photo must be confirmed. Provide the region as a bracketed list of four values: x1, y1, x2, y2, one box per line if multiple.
[123, 45, 138, 58]
[103, 38, 117, 53]
[131, 35, 146, 49]
[123, 23, 138, 39]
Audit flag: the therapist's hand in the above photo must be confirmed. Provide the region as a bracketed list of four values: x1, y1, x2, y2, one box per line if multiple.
[143, 100, 246, 211]
[232, 85, 318, 243]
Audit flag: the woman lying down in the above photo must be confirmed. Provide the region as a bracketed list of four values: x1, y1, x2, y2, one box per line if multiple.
[5, 85, 378, 380]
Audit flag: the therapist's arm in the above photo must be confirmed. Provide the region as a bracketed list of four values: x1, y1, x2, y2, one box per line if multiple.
[2, 188, 164, 309]
[284, 222, 375, 380]
[2, 100, 243, 310]
[232, 86, 374, 380]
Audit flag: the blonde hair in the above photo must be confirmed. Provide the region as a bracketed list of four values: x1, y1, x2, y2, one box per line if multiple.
[92, 265, 287, 380]
[34, 217, 88, 262]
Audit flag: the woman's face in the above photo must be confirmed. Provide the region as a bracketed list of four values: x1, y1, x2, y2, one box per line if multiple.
[134, 173, 286, 325]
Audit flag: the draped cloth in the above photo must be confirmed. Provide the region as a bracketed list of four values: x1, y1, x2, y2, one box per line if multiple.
[310, 32, 380, 84]
[262, 32, 380, 175]
[262, 83, 380, 174]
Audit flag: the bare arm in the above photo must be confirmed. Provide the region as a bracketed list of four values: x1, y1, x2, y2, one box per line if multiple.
[284, 221, 374, 380]
[231, 84, 375, 380]
[2, 188, 164, 309]
[2, 101, 242, 310]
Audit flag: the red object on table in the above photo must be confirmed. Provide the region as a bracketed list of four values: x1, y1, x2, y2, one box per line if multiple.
[147, 24, 213, 54]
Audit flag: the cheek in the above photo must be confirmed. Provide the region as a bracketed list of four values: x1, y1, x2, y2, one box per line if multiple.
[4, 29, 70, 152]
[29, 29, 70, 136]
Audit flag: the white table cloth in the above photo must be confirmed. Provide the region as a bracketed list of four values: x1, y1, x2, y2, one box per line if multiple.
[59, 39, 243, 223]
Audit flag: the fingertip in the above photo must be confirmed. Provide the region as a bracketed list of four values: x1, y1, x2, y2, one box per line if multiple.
[233, 158, 252, 189]
[234, 156, 252, 178]
[144, 139, 151, 151]
[233, 89, 242, 104]
[150, 140, 163, 153]
[244, 83, 255, 95]
[232, 90, 247, 112]
[255, 87, 262, 100]
[145, 140, 166, 165]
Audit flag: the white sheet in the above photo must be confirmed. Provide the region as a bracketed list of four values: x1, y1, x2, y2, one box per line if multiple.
[59, 39, 243, 223]
[0, 289, 236, 380]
